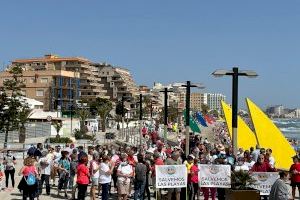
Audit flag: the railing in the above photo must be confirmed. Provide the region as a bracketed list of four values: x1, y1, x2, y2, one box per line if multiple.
[118, 127, 146, 146]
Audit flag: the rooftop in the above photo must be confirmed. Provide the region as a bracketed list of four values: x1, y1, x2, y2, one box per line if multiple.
[12, 54, 91, 64]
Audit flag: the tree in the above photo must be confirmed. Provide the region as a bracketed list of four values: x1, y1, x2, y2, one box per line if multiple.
[158, 106, 179, 124]
[76, 108, 90, 134]
[90, 98, 113, 132]
[18, 107, 32, 143]
[201, 104, 210, 115]
[0, 65, 27, 148]
[52, 121, 63, 139]
[209, 109, 219, 118]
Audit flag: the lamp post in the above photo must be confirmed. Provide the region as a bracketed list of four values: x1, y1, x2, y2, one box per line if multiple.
[160, 88, 173, 142]
[70, 105, 74, 136]
[212, 67, 258, 156]
[121, 96, 131, 141]
[182, 81, 205, 156]
[138, 94, 143, 145]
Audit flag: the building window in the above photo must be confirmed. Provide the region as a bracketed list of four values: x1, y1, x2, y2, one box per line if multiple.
[41, 78, 48, 83]
[36, 90, 44, 97]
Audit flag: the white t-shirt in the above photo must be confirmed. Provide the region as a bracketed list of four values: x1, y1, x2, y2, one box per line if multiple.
[39, 157, 52, 175]
[91, 161, 100, 179]
[269, 156, 275, 168]
[117, 163, 133, 183]
[234, 164, 249, 172]
[99, 162, 111, 184]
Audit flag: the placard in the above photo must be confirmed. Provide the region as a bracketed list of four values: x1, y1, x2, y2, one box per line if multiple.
[199, 164, 231, 188]
[155, 165, 187, 188]
[250, 172, 279, 195]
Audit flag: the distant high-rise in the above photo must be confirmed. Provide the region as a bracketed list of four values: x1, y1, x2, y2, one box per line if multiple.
[206, 93, 226, 113]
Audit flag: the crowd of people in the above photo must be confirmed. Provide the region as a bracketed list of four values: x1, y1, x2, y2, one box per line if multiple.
[0, 122, 299, 200]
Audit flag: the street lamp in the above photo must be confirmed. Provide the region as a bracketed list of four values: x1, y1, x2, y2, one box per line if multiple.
[181, 81, 205, 156]
[212, 67, 258, 156]
[160, 88, 173, 142]
[120, 96, 132, 141]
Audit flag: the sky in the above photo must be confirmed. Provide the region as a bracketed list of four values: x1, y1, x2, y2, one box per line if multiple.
[0, 1, 300, 109]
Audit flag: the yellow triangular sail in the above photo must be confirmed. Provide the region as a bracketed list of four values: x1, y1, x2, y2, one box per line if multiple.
[246, 98, 295, 170]
[221, 101, 257, 150]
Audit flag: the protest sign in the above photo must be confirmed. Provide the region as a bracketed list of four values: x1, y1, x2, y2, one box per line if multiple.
[199, 164, 231, 188]
[250, 172, 279, 195]
[155, 165, 187, 188]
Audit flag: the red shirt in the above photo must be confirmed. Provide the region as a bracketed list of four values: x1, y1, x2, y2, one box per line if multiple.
[189, 165, 198, 183]
[251, 162, 276, 172]
[152, 158, 164, 177]
[128, 155, 136, 167]
[290, 163, 300, 183]
[22, 166, 36, 176]
[77, 163, 90, 185]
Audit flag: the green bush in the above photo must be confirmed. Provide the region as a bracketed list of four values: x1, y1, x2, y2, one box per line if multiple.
[74, 128, 94, 140]
[48, 137, 73, 144]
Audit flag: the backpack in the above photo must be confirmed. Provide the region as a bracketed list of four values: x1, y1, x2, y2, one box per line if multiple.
[135, 163, 147, 181]
[25, 172, 36, 186]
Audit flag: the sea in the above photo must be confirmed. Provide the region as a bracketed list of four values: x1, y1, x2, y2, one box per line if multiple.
[273, 118, 300, 140]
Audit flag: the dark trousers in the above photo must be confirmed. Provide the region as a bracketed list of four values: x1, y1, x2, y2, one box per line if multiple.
[189, 183, 199, 200]
[77, 184, 88, 200]
[134, 180, 146, 200]
[101, 183, 109, 200]
[39, 174, 50, 195]
[5, 169, 15, 188]
[144, 178, 151, 200]
[22, 192, 34, 200]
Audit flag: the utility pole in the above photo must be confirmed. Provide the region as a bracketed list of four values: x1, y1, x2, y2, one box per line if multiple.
[139, 94, 143, 145]
[160, 88, 172, 142]
[182, 81, 202, 156]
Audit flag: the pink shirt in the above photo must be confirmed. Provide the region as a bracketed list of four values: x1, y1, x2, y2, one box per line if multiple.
[77, 163, 90, 185]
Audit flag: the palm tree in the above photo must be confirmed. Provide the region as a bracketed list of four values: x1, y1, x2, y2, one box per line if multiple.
[76, 108, 90, 134]
[52, 121, 63, 139]
[18, 107, 32, 143]
[90, 98, 113, 132]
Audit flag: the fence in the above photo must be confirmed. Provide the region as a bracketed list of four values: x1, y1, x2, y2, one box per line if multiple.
[0, 122, 51, 143]
[119, 127, 147, 146]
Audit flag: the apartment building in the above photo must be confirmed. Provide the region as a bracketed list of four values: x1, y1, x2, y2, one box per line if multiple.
[94, 63, 139, 100]
[190, 93, 207, 111]
[206, 93, 226, 113]
[0, 54, 110, 110]
[0, 69, 79, 111]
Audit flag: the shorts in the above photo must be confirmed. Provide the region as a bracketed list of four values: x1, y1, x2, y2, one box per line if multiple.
[291, 182, 300, 188]
[91, 178, 98, 186]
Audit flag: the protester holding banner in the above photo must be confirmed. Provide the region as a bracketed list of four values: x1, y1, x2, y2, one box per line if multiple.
[188, 157, 199, 200]
[251, 154, 276, 173]
[151, 152, 164, 199]
[165, 151, 181, 200]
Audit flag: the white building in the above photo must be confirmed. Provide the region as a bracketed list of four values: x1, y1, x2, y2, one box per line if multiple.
[205, 93, 226, 113]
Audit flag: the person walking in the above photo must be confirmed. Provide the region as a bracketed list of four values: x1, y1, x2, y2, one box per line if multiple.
[57, 150, 70, 198]
[117, 153, 134, 200]
[134, 154, 147, 200]
[77, 154, 90, 200]
[38, 150, 52, 195]
[99, 155, 112, 200]
[90, 153, 100, 200]
[18, 157, 39, 200]
[3, 150, 16, 190]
